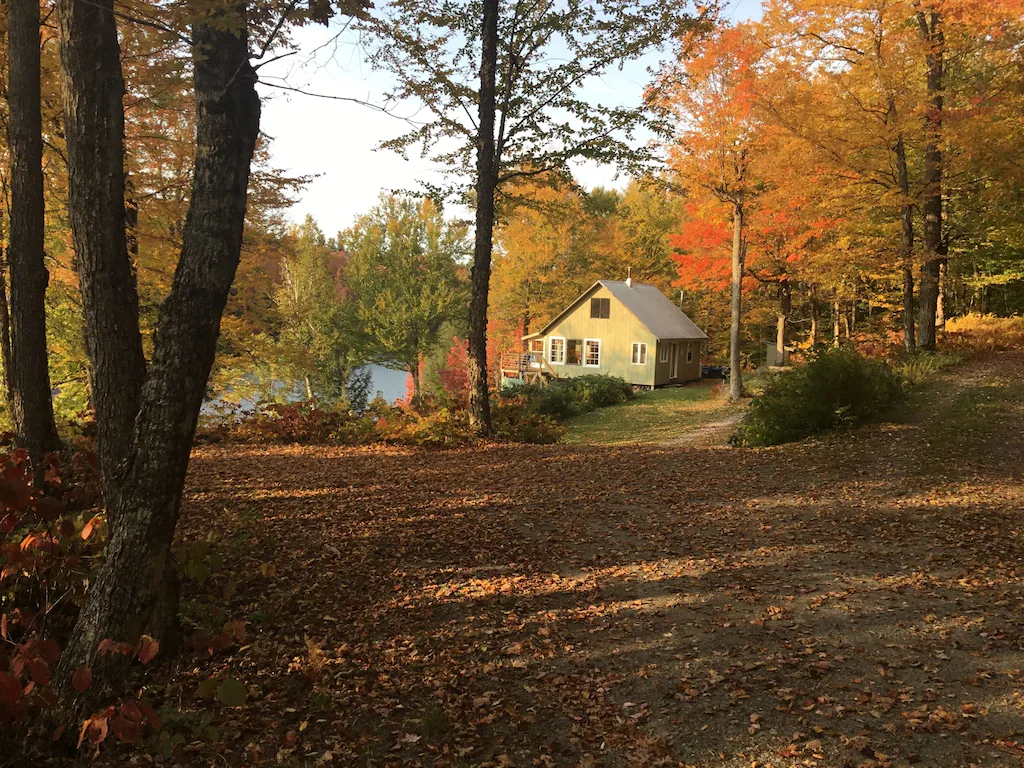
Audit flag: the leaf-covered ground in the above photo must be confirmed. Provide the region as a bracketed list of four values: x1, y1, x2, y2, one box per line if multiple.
[170, 351, 1024, 767]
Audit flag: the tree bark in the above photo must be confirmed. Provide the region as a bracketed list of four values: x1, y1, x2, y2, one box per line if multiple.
[894, 128, 916, 352]
[833, 300, 841, 347]
[809, 290, 820, 347]
[521, 308, 531, 351]
[0, 249, 13, 412]
[7, 0, 62, 471]
[775, 277, 790, 366]
[56, 0, 146, 509]
[916, 7, 944, 350]
[410, 359, 421, 403]
[54, 5, 260, 705]
[467, 0, 499, 435]
[728, 201, 744, 401]
[936, 258, 947, 328]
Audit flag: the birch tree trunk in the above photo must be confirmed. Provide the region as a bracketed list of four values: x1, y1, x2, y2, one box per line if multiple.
[54, 4, 260, 704]
[728, 201, 744, 401]
[775, 278, 790, 366]
[467, 0, 499, 435]
[833, 300, 841, 347]
[809, 291, 820, 347]
[7, 0, 62, 470]
[936, 259, 947, 328]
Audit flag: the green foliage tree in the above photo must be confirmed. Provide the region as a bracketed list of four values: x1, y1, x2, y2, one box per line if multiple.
[274, 215, 367, 407]
[359, 0, 711, 433]
[344, 196, 468, 401]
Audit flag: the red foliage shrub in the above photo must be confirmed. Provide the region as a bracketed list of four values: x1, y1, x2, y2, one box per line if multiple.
[0, 439, 163, 749]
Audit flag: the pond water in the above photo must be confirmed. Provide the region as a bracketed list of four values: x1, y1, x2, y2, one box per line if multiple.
[203, 363, 412, 414]
[364, 364, 411, 403]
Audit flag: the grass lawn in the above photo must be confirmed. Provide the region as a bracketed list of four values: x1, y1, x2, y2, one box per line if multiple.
[564, 376, 758, 445]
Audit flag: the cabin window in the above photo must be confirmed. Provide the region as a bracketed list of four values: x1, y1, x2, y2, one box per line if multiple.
[584, 339, 601, 367]
[687, 342, 693, 363]
[549, 337, 565, 364]
[590, 297, 610, 319]
[566, 339, 583, 365]
[631, 342, 647, 365]
[659, 344, 669, 363]
[530, 339, 544, 353]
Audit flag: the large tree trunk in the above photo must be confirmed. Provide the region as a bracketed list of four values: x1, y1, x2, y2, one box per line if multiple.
[7, 0, 62, 470]
[54, 5, 260, 704]
[728, 201, 744, 401]
[894, 129, 916, 352]
[775, 277, 790, 366]
[916, 8, 944, 350]
[56, 0, 146, 511]
[467, 0, 499, 435]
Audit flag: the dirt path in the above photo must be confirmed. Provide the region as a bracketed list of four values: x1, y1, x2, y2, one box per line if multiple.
[168, 351, 1024, 768]
[661, 410, 744, 447]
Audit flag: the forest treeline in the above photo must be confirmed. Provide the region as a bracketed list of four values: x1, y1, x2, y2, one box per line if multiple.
[5, 1, 1021, 426]
[229, 0, 1024, 409]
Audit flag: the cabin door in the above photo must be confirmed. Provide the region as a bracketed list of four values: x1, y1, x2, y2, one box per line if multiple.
[670, 342, 678, 379]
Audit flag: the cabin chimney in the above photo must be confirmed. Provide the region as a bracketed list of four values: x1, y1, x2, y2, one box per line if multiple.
[626, 267, 633, 288]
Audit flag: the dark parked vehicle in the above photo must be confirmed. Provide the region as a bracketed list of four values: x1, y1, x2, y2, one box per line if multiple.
[702, 365, 730, 379]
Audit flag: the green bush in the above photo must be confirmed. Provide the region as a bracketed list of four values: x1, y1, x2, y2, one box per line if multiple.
[894, 351, 965, 386]
[199, 401, 376, 445]
[731, 347, 904, 447]
[491, 397, 567, 444]
[501, 374, 633, 419]
[374, 407, 475, 448]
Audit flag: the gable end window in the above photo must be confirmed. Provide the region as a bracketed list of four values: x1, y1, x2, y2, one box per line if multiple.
[687, 342, 694, 363]
[590, 297, 610, 319]
[584, 339, 601, 367]
[631, 342, 647, 365]
[549, 337, 565, 364]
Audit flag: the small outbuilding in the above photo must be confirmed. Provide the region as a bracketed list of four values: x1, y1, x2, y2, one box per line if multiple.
[503, 279, 708, 389]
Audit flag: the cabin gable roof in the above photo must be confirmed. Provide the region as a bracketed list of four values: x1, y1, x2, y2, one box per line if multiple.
[525, 280, 708, 341]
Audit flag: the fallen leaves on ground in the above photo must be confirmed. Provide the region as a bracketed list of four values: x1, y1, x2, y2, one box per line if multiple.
[133, 352, 1024, 766]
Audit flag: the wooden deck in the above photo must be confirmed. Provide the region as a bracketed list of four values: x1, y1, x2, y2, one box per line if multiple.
[499, 351, 560, 384]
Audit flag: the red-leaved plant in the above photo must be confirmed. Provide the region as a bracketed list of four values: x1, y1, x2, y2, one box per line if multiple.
[0, 437, 162, 748]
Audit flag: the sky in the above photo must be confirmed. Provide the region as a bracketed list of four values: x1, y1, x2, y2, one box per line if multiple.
[256, 0, 764, 237]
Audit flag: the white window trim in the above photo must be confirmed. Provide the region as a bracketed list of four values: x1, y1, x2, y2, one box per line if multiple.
[548, 335, 566, 365]
[583, 338, 601, 368]
[632, 342, 647, 365]
[659, 343, 669, 363]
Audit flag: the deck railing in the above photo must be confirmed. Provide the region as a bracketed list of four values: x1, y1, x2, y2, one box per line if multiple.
[499, 351, 559, 382]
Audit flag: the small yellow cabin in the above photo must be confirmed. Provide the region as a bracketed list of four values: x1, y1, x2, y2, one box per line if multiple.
[501, 279, 708, 389]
